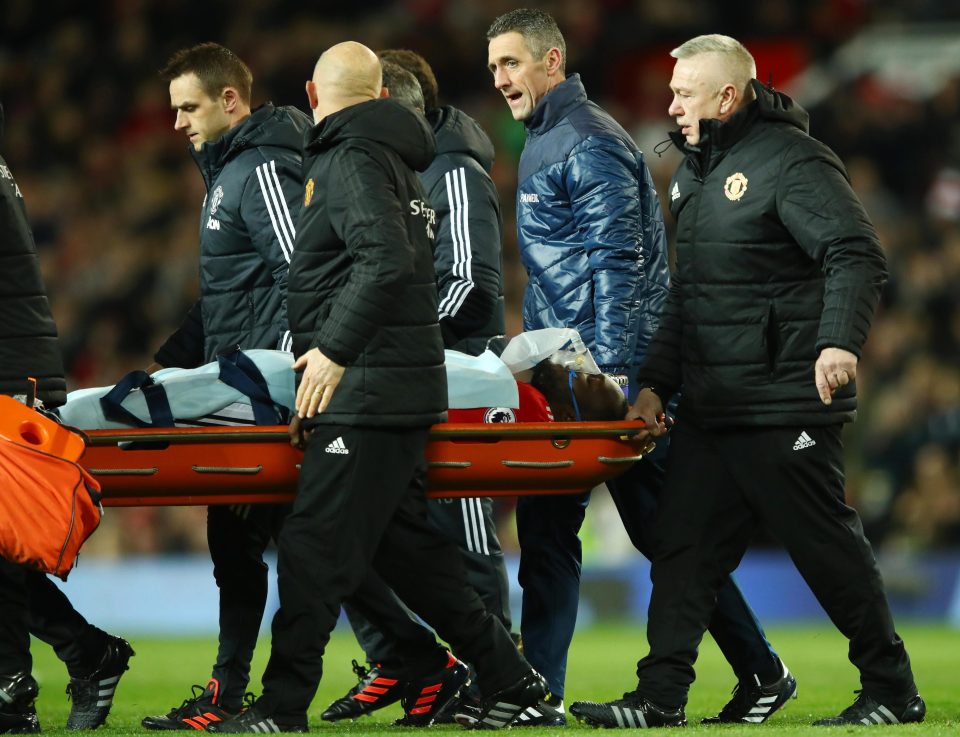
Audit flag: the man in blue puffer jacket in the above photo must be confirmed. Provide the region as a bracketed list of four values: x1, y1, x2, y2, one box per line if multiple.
[486, 8, 792, 726]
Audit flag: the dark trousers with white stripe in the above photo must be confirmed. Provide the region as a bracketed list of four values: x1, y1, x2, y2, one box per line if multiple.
[0, 559, 108, 677]
[343, 496, 512, 670]
[636, 421, 917, 708]
[207, 502, 289, 711]
[517, 439, 780, 700]
[260, 425, 530, 721]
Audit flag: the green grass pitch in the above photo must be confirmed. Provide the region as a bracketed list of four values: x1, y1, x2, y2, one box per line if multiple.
[29, 622, 959, 735]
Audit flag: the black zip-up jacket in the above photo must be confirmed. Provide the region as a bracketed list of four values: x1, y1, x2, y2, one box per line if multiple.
[0, 146, 66, 407]
[155, 103, 310, 367]
[638, 81, 887, 427]
[423, 106, 505, 356]
[288, 98, 446, 428]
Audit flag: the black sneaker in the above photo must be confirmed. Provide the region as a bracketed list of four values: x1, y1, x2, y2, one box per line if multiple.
[702, 659, 797, 724]
[570, 692, 686, 729]
[813, 692, 926, 726]
[321, 660, 406, 722]
[514, 694, 567, 727]
[472, 670, 548, 730]
[66, 635, 135, 730]
[395, 653, 471, 727]
[0, 672, 40, 734]
[142, 679, 238, 731]
[206, 698, 306, 733]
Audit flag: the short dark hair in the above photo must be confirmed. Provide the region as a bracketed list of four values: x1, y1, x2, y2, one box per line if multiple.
[378, 49, 439, 112]
[159, 42, 253, 105]
[381, 60, 425, 113]
[486, 8, 566, 74]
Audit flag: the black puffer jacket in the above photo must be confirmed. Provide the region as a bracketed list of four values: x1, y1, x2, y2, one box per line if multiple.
[0, 147, 66, 407]
[288, 98, 446, 427]
[155, 103, 310, 367]
[423, 106, 505, 356]
[639, 81, 887, 427]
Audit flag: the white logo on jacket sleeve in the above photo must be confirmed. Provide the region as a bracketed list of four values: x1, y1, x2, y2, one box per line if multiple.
[519, 192, 539, 203]
[670, 182, 680, 201]
[206, 217, 221, 230]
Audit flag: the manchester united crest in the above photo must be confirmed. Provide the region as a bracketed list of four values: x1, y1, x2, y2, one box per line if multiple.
[304, 178, 315, 207]
[724, 172, 748, 201]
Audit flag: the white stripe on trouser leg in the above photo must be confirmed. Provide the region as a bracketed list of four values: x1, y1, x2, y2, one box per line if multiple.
[468, 499, 483, 556]
[461, 499, 476, 553]
[474, 498, 490, 555]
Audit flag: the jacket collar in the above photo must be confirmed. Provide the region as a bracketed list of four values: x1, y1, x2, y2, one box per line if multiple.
[525, 74, 588, 135]
[191, 104, 273, 175]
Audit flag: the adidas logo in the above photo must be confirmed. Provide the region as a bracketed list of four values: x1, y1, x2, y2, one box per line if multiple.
[671, 182, 680, 201]
[792, 431, 816, 451]
[325, 436, 349, 455]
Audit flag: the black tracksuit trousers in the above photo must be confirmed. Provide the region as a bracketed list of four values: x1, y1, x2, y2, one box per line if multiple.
[259, 425, 529, 721]
[206, 502, 289, 710]
[0, 559, 108, 677]
[636, 420, 917, 709]
[342, 495, 512, 672]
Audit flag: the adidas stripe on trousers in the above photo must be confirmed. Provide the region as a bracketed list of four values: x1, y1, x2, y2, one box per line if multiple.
[259, 425, 529, 720]
[636, 421, 917, 709]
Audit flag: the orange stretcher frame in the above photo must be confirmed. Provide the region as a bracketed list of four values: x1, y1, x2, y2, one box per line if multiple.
[79, 422, 650, 506]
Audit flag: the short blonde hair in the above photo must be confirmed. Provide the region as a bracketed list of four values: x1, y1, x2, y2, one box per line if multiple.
[671, 34, 756, 96]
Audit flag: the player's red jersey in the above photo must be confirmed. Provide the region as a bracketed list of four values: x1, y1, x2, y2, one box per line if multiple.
[447, 381, 553, 423]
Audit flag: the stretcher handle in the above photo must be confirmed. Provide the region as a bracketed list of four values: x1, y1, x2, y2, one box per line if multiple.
[501, 460, 575, 469]
[86, 467, 158, 476]
[192, 465, 263, 474]
[598, 454, 648, 464]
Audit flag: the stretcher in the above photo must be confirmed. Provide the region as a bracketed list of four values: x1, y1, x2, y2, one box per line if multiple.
[77, 422, 651, 506]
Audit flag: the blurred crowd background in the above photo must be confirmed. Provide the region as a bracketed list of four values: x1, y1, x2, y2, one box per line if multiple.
[2, 0, 958, 558]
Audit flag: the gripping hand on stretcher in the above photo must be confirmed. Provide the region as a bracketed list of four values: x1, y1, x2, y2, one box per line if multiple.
[626, 388, 670, 445]
[293, 347, 345, 419]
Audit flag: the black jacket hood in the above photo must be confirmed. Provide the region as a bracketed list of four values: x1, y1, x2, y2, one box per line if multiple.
[306, 98, 435, 172]
[670, 80, 809, 152]
[428, 105, 494, 172]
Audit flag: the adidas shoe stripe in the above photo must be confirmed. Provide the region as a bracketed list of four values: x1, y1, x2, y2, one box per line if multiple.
[859, 705, 899, 725]
[482, 702, 522, 728]
[611, 705, 649, 728]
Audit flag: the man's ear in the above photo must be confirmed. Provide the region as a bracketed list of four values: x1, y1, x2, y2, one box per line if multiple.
[305, 79, 319, 110]
[718, 82, 738, 116]
[544, 47, 563, 76]
[379, 86, 390, 99]
[222, 87, 240, 114]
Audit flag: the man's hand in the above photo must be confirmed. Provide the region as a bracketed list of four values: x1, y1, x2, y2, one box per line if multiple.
[293, 347, 345, 418]
[287, 415, 313, 449]
[814, 347, 858, 406]
[626, 387, 668, 443]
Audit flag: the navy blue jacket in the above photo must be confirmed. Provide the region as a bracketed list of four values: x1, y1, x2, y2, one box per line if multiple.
[515, 75, 669, 379]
